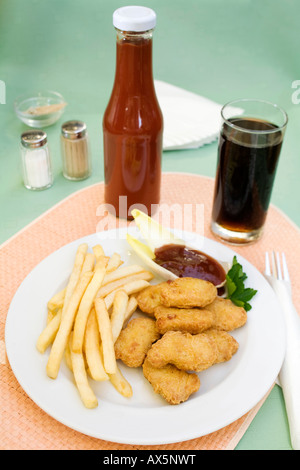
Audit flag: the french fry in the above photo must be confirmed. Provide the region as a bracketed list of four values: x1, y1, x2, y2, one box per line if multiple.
[123, 295, 138, 324]
[48, 252, 96, 315]
[95, 256, 109, 271]
[104, 280, 150, 311]
[93, 245, 111, 271]
[47, 309, 56, 324]
[47, 288, 66, 312]
[108, 365, 133, 398]
[46, 271, 93, 379]
[92, 244, 105, 260]
[36, 309, 62, 353]
[72, 261, 107, 353]
[110, 290, 129, 343]
[81, 252, 95, 273]
[94, 298, 117, 374]
[106, 253, 124, 273]
[98, 271, 153, 298]
[84, 309, 109, 381]
[69, 333, 98, 409]
[64, 341, 73, 371]
[61, 244, 88, 318]
[101, 264, 147, 287]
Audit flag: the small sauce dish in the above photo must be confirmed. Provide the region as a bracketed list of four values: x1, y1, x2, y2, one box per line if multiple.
[127, 209, 230, 290]
[14, 90, 66, 128]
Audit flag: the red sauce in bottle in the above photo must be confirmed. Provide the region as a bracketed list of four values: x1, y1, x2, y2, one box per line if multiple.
[103, 22, 163, 219]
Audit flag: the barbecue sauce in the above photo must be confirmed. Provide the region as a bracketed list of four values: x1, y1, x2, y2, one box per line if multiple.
[154, 244, 226, 287]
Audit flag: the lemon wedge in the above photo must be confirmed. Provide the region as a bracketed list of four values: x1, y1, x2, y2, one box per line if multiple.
[130, 209, 184, 252]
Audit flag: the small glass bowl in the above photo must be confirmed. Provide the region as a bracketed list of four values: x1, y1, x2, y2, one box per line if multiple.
[14, 90, 66, 128]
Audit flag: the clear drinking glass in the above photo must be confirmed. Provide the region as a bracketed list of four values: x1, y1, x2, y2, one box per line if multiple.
[211, 99, 288, 244]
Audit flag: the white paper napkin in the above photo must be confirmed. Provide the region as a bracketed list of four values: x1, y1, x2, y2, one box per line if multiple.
[154, 80, 242, 151]
[264, 275, 300, 450]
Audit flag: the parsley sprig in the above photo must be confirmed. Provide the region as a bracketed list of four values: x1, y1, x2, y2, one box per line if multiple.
[225, 256, 257, 311]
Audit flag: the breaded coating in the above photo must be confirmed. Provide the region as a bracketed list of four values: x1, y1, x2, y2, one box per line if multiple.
[143, 357, 200, 405]
[154, 306, 214, 335]
[205, 297, 247, 331]
[137, 278, 217, 315]
[136, 284, 164, 316]
[204, 329, 239, 363]
[160, 277, 217, 308]
[146, 330, 218, 372]
[114, 317, 160, 367]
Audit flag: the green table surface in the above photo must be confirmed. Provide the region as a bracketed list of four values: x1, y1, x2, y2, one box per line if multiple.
[1, 0, 299, 450]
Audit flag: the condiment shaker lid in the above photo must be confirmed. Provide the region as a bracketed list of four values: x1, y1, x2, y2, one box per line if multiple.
[113, 6, 156, 32]
[61, 120, 87, 140]
[21, 130, 47, 149]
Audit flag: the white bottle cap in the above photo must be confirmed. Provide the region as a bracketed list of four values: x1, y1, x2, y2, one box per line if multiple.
[113, 6, 156, 32]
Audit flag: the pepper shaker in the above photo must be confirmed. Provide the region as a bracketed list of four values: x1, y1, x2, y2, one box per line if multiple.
[60, 120, 91, 180]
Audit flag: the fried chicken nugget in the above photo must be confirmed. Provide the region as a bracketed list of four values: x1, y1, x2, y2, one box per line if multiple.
[136, 284, 164, 316]
[204, 329, 239, 363]
[160, 277, 217, 308]
[205, 297, 247, 331]
[154, 306, 214, 335]
[143, 357, 200, 405]
[146, 330, 218, 372]
[114, 317, 160, 367]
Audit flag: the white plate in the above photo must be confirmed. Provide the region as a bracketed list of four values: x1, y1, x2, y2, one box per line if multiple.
[5, 228, 285, 445]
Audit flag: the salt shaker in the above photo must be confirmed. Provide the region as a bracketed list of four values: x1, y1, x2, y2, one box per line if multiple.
[60, 120, 91, 180]
[20, 130, 53, 190]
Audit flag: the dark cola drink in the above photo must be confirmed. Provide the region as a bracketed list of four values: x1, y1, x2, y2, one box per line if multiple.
[211, 116, 284, 243]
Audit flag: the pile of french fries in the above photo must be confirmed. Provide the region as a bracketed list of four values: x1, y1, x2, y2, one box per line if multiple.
[36, 243, 154, 409]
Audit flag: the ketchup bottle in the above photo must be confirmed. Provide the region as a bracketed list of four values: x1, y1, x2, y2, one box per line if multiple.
[103, 6, 163, 219]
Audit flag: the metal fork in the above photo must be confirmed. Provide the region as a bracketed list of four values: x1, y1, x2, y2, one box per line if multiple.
[265, 252, 291, 294]
[264, 251, 300, 450]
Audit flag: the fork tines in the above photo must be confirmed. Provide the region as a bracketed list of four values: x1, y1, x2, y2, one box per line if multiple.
[265, 252, 290, 282]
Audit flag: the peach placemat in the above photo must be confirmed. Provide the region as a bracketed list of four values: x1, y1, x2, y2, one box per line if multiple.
[1, 172, 299, 450]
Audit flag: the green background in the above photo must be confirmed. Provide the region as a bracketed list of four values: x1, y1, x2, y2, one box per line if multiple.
[1, 0, 299, 449]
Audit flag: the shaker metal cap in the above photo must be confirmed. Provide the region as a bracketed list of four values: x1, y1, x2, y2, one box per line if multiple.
[21, 130, 47, 148]
[61, 120, 87, 139]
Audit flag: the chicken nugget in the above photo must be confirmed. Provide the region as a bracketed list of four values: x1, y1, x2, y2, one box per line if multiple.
[146, 330, 218, 372]
[136, 284, 164, 316]
[204, 329, 239, 363]
[143, 357, 200, 405]
[154, 306, 214, 335]
[160, 277, 217, 308]
[205, 297, 247, 331]
[114, 317, 160, 367]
